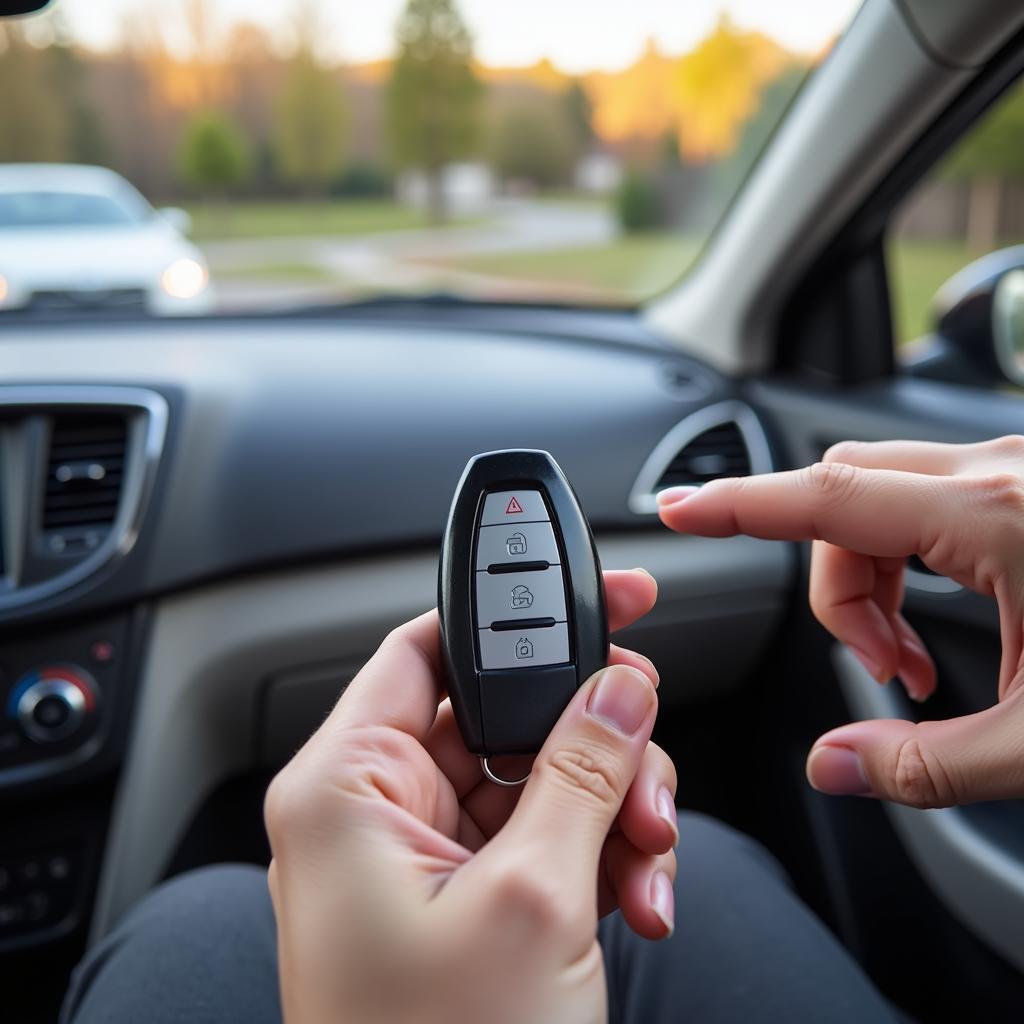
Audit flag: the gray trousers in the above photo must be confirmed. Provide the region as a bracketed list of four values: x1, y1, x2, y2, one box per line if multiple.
[62, 812, 898, 1023]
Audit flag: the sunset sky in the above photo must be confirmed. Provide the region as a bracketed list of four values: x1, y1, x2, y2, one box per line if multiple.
[48, 0, 861, 71]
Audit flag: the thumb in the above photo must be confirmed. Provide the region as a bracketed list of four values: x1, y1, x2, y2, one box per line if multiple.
[493, 664, 657, 899]
[806, 690, 1024, 808]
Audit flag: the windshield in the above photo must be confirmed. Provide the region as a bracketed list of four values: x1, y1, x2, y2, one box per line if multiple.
[0, 191, 148, 228]
[0, 0, 860, 317]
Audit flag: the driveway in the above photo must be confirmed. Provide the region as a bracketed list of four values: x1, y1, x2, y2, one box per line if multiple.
[202, 198, 616, 310]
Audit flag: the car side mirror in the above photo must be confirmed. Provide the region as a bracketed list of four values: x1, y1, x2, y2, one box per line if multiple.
[906, 245, 1024, 387]
[993, 269, 1024, 386]
[157, 207, 193, 237]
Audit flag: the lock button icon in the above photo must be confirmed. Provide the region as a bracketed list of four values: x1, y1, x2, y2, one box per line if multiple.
[515, 637, 534, 660]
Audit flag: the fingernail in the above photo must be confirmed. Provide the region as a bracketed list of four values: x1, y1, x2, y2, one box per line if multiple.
[650, 871, 674, 938]
[899, 670, 927, 703]
[898, 640, 931, 703]
[656, 786, 679, 845]
[807, 745, 872, 796]
[633, 651, 660, 686]
[587, 666, 655, 736]
[632, 566, 658, 585]
[847, 644, 885, 683]
[656, 486, 699, 507]
[900, 634, 928, 660]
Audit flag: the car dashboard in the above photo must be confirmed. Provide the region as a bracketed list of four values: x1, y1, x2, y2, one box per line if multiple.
[0, 310, 793, 1018]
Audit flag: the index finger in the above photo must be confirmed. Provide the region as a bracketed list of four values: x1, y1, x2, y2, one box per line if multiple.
[657, 463, 955, 559]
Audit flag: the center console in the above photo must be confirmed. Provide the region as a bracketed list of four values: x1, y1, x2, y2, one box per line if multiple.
[0, 386, 166, 1021]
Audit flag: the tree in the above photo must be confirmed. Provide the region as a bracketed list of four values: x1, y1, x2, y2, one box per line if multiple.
[387, 0, 481, 222]
[178, 109, 251, 196]
[490, 98, 575, 189]
[273, 48, 347, 194]
[48, 33, 112, 167]
[0, 25, 69, 161]
[941, 82, 1024, 253]
[672, 16, 787, 163]
[564, 78, 594, 160]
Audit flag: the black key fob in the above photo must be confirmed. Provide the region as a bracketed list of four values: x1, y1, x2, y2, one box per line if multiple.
[439, 450, 608, 781]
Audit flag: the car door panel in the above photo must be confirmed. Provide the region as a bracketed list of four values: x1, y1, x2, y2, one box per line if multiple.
[750, 372, 1024, 970]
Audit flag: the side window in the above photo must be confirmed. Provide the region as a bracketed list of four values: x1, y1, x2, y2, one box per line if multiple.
[889, 78, 1024, 382]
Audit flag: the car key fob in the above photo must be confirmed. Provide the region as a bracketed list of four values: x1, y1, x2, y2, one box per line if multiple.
[439, 449, 608, 783]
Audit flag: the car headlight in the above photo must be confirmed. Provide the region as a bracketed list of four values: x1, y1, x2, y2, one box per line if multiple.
[160, 258, 208, 299]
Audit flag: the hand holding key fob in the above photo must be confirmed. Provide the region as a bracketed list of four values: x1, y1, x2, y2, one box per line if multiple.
[439, 450, 608, 783]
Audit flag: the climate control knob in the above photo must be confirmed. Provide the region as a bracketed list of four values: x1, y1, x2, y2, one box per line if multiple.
[8, 667, 97, 744]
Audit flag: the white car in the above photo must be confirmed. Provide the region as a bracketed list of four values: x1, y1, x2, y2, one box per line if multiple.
[0, 163, 213, 316]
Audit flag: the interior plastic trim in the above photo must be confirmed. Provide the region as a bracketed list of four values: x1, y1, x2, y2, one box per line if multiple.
[645, 0, 973, 372]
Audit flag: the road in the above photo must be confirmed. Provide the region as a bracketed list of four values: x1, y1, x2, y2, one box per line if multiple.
[201, 198, 616, 311]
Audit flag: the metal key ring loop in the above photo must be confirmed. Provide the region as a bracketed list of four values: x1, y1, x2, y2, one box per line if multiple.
[481, 756, 531, 787]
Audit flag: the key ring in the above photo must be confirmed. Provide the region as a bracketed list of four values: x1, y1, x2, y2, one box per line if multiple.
[481, 756, 531, 787]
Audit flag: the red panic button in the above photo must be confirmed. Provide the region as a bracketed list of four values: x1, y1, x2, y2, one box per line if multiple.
[480, 490, 550, 526]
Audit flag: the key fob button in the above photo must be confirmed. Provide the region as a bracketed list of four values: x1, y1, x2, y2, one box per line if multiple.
[475, 567, 567, 626]
[480, 490, 549, 526]
[477, 622, 570, 670]
[476, 521, 560, 570]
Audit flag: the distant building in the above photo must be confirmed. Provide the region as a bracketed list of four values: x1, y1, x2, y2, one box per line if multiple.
[574, 153, 622, 194]
[396, 163, 495, 216]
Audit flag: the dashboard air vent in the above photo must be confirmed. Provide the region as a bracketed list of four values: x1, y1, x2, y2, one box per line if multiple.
[654, 422, 751, 489]
[43, 414, 127, 538]
[628, 401, 771, 514]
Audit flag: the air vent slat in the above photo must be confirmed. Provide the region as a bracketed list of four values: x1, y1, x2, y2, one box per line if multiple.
[42, 414, 128, 535]
[50, 443, 126, 460]
[43, 506, 122, 528]
[43, 489, 123, 509]
[654, 421, 752, 490]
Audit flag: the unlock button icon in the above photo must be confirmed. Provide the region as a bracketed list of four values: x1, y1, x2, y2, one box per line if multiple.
[506, 532, 527, 556]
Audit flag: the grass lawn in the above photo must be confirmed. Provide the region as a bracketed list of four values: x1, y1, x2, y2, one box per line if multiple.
[185, 200, 440, 242]
[189, 198, 1015, 341]
[212, 261, 336, 282]
[418, 234, 703, 303]
[888, 238, 979, 345]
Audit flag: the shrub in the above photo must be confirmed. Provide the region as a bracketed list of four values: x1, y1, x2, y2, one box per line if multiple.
[332, 163, 393, 198]
[616, 169, 662, 232]
[178, 110, 251, 194]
